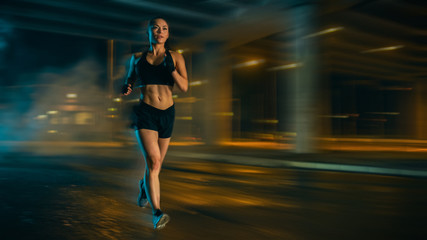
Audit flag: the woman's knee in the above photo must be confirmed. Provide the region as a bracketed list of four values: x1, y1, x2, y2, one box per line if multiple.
[147, 154, 162, 173]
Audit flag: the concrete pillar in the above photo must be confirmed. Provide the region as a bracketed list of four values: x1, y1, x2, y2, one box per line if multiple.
[288, 4, 320, 153]
[195, 42, 232, 144]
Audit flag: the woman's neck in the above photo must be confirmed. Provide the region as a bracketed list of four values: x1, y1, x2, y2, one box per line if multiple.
[149, 44, 166, 56]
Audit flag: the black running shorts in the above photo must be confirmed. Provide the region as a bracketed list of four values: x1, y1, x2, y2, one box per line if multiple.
[131, 101, 175, 138]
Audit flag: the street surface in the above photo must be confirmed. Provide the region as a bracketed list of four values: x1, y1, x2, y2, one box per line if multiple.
[1, 146, 426, 240]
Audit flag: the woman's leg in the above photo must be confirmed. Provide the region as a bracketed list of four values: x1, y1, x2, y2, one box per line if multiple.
[136, 129, 162, 211]
[153, 137, 171, 204]
[136, 131, 149, 207]
[158, 137, 171, 170]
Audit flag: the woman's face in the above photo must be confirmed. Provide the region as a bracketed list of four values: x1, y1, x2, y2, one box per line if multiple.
[148, 18, 169, 45]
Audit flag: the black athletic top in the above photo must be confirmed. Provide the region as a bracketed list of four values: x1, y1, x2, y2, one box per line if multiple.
[134, 51, 174, 87]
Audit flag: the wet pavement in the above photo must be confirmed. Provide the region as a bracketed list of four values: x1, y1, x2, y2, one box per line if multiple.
[1, 145, 427, 239]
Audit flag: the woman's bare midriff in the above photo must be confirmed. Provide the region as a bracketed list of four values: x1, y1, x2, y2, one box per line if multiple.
[140, 85, 174, 110]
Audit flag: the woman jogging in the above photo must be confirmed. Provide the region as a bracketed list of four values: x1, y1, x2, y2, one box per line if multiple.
[122, 17, 188, 230]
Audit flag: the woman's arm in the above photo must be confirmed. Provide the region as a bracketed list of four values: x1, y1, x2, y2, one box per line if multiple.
[171, 51, 188, 92]
[123, 54, 137, 95]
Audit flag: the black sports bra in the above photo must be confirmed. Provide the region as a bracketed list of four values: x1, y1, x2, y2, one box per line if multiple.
[135, 51, 174, 86]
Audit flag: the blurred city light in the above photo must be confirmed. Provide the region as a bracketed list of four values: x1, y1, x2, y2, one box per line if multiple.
[176, 116, 193, 120]
[267, 63, 302, 71]
[214, 112, 234, 117]
[361, 45, 405, 53]
[253, 119, 279, 124]
[303, 26, 344, 38]
[232, 59, 265, 69]
[189, 80, 202, 86]
[66, 93, 78, 98]
[367, 112, 400, 115]
[189, 80, 208, 86]
[174, 97, 199, 103]
[35, 115, 48, 120]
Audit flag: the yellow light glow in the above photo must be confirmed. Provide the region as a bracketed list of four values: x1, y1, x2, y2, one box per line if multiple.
[253, 119, 279, 124]
[220, 141, 292, 150]
[35, 114, 48, 120]
[267, 63, 302, 71]
[108, 108, 117, 112]
[322, 115, 350, 119]
[66, 93, 77, 98]
[285, 132, 297, 137]
[361, 45, 404, 53]
[177, 49, 184, 54]
[47, 130, 58, 134]
[189, 80, 208, 86]
[304, 26, 344, 38]
[190, 81, 202, 86]
[366, 112, 400, 115]
[233, 59, 265, 69]
[214, 112, 234, 116]
[113, 98, 122, 102]
[47, 110, 58, 115]
[174, 97, 199, 103]
[176, 116, 193, 120]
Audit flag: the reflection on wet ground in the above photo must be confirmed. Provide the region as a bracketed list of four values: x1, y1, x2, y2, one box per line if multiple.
[1, 151, 426, 239]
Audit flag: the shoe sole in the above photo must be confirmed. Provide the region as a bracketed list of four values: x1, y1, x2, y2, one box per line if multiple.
[155, 214, 170, 230]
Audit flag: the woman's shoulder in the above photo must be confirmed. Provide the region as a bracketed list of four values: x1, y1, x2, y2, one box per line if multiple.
[169, 50, 184, 61]
[133, 52, 144, 59]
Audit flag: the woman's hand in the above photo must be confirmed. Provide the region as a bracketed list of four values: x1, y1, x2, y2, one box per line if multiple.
[122, 84, 133, 95]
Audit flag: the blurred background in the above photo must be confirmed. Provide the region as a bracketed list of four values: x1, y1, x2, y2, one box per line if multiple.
[1, 1, 427, 239]
[0, 0, 426, 153]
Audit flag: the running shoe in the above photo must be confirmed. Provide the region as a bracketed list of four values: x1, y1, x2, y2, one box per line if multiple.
[153, 210, 170, 230]
[137, 179, 149, 208]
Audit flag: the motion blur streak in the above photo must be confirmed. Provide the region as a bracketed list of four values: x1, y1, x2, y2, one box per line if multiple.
[1, 0, 426, 153]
